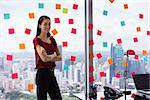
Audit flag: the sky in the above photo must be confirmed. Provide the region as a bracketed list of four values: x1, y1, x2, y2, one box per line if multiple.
[0, 0, 149, 53]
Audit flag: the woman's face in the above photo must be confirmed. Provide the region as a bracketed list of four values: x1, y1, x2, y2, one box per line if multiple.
[39, 18, 51, 34]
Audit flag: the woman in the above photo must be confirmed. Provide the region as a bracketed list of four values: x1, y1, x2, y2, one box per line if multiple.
[33, 15, 62, 100]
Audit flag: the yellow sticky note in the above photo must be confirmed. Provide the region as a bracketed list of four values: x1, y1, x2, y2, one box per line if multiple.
[51, 28, 58, 35]
[122, 61, 128, 67]
[19, 43, 25, 49]
[63, 8, 68, 14]
[108, 58, 113, 64]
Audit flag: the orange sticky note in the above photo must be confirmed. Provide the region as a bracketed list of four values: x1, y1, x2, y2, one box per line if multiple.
[124, 4, 128, 9]
[136, 27, 141, 32]
[28, 83, 34, 91]
[122, 61, 128, 67]
[89, 52, 94, 60]
[51, 28, 58, 35]
[142, 50, 147, 55]
[108, 58, 113, 64]
[29, 13, 35, 19]
[56, 4, 61, 9]
[19, 43, 25, 49]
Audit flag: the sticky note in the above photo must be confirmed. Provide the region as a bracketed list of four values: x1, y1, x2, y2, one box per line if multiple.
[89, 52, 94, 60]
[64, 65, 69, 70]
[97, 30, 102, 36]
[109, 0, 115, 3]
[134, 55, 139, 60]
[70, 56, 76, 62]
[19, 43, 25, 49]
[89, 77, 94, 82]
[120, 21, 125, 26]
[100, 72, 105, 77]
[73, 4, 78, 10]
[96, 53, 102, 59]
[12, 73, 18, 79]
[108, 58, 113, 64]
[116, 73, 120, 78]
[4, 13, 10, 19]
[122, 61, 128, 67]
[133, 37, 138, 42]
[100, 97, 105, 100]
[131, 93, 136, 98]
[63, 8, 68, 14]
[89, 40, 94, 46]
[139, 14, 143, 19]
[130, 72, 136, 75]
[71, 28, 76, 34]
[117, 38, 122, 44]
[25, 28, 31, 35]
[62, 41, 68, 47]
[28, 83, 34, 91]
[103, 42, 107, 47]
[103, 10, 108, 16]
[29, 13, 35, 19]
[147, 31, 150, 36]
[6, 54, 13, 61]
[136, 27, 141, 32]
[38, 3, 44, 9]
[54, 18, 60, 23]
[8, 28, 15, 34]
[88, 23, 93, 30]
[69, 19, 74, 24]
[51, 28, 58, 35]
[142, 50, 147, 55]
[89, 66, 94, 72]
[56, 4, 61, 9]
[124, 4, 128, 9]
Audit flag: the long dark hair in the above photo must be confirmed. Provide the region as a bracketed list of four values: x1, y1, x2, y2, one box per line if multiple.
[36, 15, 51, 37]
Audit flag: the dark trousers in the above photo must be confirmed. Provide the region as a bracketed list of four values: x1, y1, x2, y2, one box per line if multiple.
[36, 69, 62, 100]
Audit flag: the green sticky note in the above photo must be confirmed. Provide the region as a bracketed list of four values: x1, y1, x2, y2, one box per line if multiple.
[4, 13, 10, 19]
[64, 65, 69, 70]
[120, 21, 125, 26]
[63, 8, 68, 14]
[38, 3, 44, 9]
[103, 42, 107, 47]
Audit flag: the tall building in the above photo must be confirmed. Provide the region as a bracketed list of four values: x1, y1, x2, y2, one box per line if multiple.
[0, 57, 4, 71]
[110, 43, 124, 83]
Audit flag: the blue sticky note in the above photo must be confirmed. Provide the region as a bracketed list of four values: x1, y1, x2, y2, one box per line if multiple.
[120, 21, 125, 26]
[4, 13, 10, 19]
[64, 65, 69, 70]
[103, 10, 108, 16]
[143, 56, 148, 62]
[38, 3, 44, 9]
[103, 42, 107, 47]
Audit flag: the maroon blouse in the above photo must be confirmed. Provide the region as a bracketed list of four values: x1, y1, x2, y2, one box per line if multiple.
[33, 37, 57, 69]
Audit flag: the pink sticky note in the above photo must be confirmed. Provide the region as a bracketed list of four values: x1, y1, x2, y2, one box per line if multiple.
[89, 77, 94, 82]
[139, 14, 143, 19]
[6, 54, 13, 61]
[116, 73, 120, 78]
[71, 28, 76, 34]
[109, 0, 115, 3]
[73, 4, 78, 10]
[147, 31, 150, 36]
[117, 38, 122, 44]
[96, 53, 102, 59]
[133, 37, 138, 42]
[25, 28, 31, 35]
[8, 28, 15, 34]
[89, 40, 94, 46]
[62, 41, 68, 47]
[70, 56, 76, 62]
[89, 66, 94, 72]
[97, 30, 102, 36]
[69, 19, 74, 24]
[131, 72, 136, 75]
[54, 18, 60, 23]
[12, 73, 18, 79]
[88, 23, 93, 30]
[134, 55, 139, 60]
[100, 72, 105, 77]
